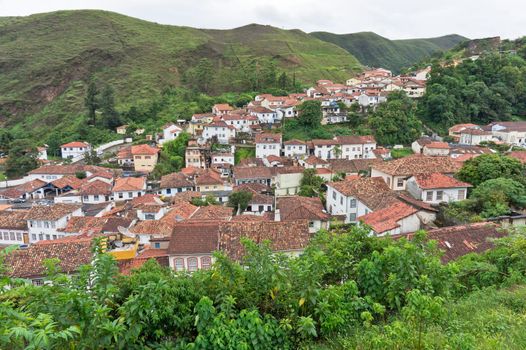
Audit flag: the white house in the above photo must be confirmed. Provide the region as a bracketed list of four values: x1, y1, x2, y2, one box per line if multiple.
[159, 173, 194, 197]
[202, 121, 236, 144]
[113, 177, 147, 201]
[336, 136, 377, 160]
[406, 173, 471, 204]
[326, 177, 390, 223]
[211, 152, 235, 166]
[358, 202, 422, 236]
[160, 123, 183, 144]
[283, 139, 307, 158]
[459, 128, 493, 145]
[221, 114, 259, 133]
[255, 133, 282, 159]
[25, 204, 83, 243]
[489, 121, 526, 147]
[60, 142, 91, 159]
[249, 106, 278, 124]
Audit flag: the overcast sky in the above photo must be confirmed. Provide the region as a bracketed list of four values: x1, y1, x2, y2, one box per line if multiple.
[1, 0, 524, 40]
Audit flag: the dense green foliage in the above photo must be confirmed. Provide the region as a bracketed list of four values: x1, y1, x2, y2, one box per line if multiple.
[311, 31, 466, 72]
[151, 133, 190, 179]
[298, 169, 326, 197]
[419, 52, 526, 131]
[1, 225, 525, 349]
[456, 153, 525, 187]
[227, 191, 253, 214]
[297, 100, 323, 128]
[368, 91, 423, 145]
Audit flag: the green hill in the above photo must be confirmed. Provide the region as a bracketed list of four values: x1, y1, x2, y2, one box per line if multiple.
[0, 10, 362, 132]
[310, 31, 467, 72]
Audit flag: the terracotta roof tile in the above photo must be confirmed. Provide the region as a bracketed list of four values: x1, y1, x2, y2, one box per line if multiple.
[0, 211, 29, 230]
[413, 173, 472, 189]
[277, 196, 329, 221]
[255, 133, 282, 144]
[372, 155, 459, 176]
[61, 141, 90, 148]
[25, 204, 81, 221]
[131, 144, 158, 155]
[160, 172, 194, 189]
[51, 176, 85, 190]
[189, 205, 233, 221]
[113, 177, 146, 192]
[359, 202, 418, 234]
[167, 221, 220, 254]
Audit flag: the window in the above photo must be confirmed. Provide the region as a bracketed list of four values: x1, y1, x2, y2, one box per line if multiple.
[309, 221, 315, 228]
[458, 189, 466, 200]
[145, 213, 155, 220]
[349, 213, 357, 221]
[83, 195, 89, 201]
[332, 191, 336, 200]
[128, 192, 133, 198]
[426, 191, 433, 201]
[16, 232, 22, 241]
[349, 199, 356, 208]
[201, 256, 212, 270]
[45, 234, 50, 240]
[38, 234, 43, 241]
[187, 257, 198, 272]
[258, 205, 264, 212]
[145, 156, 151, 159]
[94, 195, 100, 201]
[436, 191, 444, 201]
[397, 178, 404, 187]
[9, 232, 15, 240]
[52, 235, 57, 240]
[118, 193, 124, 199]
[154, 242, 161, 249]
[340, 197, 343, 205]
[32, 234, 37, 241]
[174, 258, 184, 271]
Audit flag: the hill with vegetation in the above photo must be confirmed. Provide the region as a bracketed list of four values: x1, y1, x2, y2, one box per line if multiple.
[0, 10, 361, 140]
[310, 31, 467, 72]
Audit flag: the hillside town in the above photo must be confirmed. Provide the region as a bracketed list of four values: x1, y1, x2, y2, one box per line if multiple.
[0, 66, 522, 284]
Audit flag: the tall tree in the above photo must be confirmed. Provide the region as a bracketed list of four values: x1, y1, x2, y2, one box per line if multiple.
[99, 85, 121, 130]
[297, 100, 322, 128]
[84, 80, 99, 125]
[5, 139, 39, 178]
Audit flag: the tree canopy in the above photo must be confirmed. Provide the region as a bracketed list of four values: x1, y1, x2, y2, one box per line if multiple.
[456, 153, 524, 187]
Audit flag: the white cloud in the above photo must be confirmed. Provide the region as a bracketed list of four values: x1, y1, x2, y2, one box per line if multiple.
[1, 0, 524, 39]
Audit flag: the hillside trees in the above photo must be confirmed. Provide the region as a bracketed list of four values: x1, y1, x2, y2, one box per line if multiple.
[151, 133, 189, 179]
[84, 80, 99, 125]
[297, 100, 323, 128]
[368, 91, 423, 145]
[5, 139, 39, 178]
[456, 153, 524, 186]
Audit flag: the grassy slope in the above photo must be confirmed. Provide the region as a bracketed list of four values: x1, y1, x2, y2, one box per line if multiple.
[310, 31, 467, 72]
[0, 10, 362, 138]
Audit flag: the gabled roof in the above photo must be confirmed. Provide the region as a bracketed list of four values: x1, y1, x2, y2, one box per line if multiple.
[412, 173, 472, 189]
[335, 135, 376, 145]
[25, 204, 81, 221]
[283, 139, 306, 146]
[61, 141, 90, 148]
[277, 196, 329, 221]
[359, 202, 418, 234]
[15, 179, 47, 193]
[399, 223, 506, 263]
[425, 142, 449, 149]
[188, 205, 233, 221]
[195, 169, 224, 186]
[303, 155, 328, 165]
[328, 177, 392, 209]
[51, 176, 85, 190]
[219, 220, 310, 261]
[161, 202, 198, 223]
[130, 220, 174, 237]
[234, 166, 274, 180]
[213, 103, 233, 111]
[131, 144, 158, 155]
[113, 177, 146, 192]
[0, 210, 29, 230]
[3, 237, 93, 278]
[60, 216, 133, 235]
[168, 221, 220, 255]
[79, 180, 112, 196]
[372, 155, 459, 176]
[160, 172, 193, 189]
[255, 133, 282, 144]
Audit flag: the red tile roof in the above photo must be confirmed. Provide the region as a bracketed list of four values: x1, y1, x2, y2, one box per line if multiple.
[51, 176, 85, 190]
[359, 202, 418, 234]
[0, 210, 29, 230]
[335, 135, 376, 144]
[25, 204, 81, 221]
[372, 155, 459, 176]
[161, 202, 198, 223]
[130, 220, 174, 237]
[508, 151, 526, 164]
[160, 172, 194, 189]
[3, 237, 93, 278]
[399, 223, 506, 263]
[167, 221, 220, 255]
[413, 173, 472, 189]
[61, 141, 90, 148]
[277, 196, 329, 221]
[188, 205, 232, 221]
[113, 177, 146, 192]
[195, 169, 223, 186]
[255, 133, 282, 144]
[79, 180, 112, 196]
[283, 139, 306, 146]
[425, 142, 450, 149]
[328, 177, 393, 209]
[131, 144, 158, 155]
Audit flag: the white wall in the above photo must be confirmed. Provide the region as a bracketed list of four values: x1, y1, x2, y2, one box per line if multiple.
[256, 143, 281, 159]
[326, 185, 371, 223]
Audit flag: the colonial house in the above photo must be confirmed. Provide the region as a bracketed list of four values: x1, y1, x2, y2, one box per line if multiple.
[273, 167, 304, 196]
[211, 152, 235, 166]
[185, 142, 207, 169]
[212, 103, 233, 116]
[168, 221, 219, 272]
[159, 123, 183, 144]
[423, 142, 450, 156]
[202, 121, 236, 144]
[195, 169, 232, 203]
[249, 106, 278, 124]
[402, 79, 426, 98]
[25, 204, 83, 243]
[370, 155, 459, 191]
[358, 202, 422, 236]
[117, 146, 134, 168]
[220, 114, 259, 133]
[159, 173, 194, 197]
[283, 139, 308, 158]
[131, 144, 158, 173]
[448, 123, 479, 142]
[310, 139, 339, 159]
[459, 128, 493, 146]
[3, 237, 93, 285]
[335, 135, 377, 159]
[0, 211, 29, 245]
[78, 180, 112, 204]
[233, 166, 274, 187]
[245, 192, 274, 215]
[299, 155, 329, 169]
[488, 121, 526, 146]
[113, 177, 147, 201]
[61, 141, 91, 159]
[255, 133, 282, 159]
[406, 173, 471, 204]
[326, 177, 392, 223]
[276, 196, 330, 233]
[27, 165, 109, 182]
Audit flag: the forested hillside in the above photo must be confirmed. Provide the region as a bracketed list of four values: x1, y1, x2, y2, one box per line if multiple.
[311, 31, 466, 72]
[0, 10, 361, 136]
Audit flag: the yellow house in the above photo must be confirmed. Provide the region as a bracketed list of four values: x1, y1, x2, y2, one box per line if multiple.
[131, 144, 159, 172]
